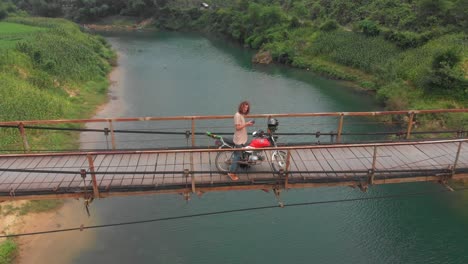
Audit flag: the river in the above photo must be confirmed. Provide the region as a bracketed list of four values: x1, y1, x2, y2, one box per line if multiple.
[59, 31, 468, 263]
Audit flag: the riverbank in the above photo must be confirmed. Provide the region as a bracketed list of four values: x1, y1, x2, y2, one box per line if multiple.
[87, 13, 467, 116]
[2, 53, 122, 263]
[0, 200, 95, 264]
[83, 17, 155, 32]
[0, 17, 116, 263]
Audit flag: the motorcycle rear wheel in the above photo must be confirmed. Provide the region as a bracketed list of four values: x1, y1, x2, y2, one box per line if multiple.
[271, 150, 287, 172]
[215, 149, 235, 172]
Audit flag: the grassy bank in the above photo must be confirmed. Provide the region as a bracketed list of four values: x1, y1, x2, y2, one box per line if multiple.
[112, 1, 464, 116]
[192, 6, 466, 108]
[142, 2, 466, 128]
[0, 239, 16, 264]
[0, 200, 64, 264]
[0, 17, 115, 151]
[0, 17, 115, 262]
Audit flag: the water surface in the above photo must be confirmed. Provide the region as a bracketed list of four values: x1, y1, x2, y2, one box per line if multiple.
[71, 31, 468, 264]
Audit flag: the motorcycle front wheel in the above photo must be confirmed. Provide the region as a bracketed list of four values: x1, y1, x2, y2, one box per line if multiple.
[271, 150, 287, 172]
[215, 149, 235, 172]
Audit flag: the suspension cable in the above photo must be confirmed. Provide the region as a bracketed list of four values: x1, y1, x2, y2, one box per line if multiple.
[1, 186, 468, 238]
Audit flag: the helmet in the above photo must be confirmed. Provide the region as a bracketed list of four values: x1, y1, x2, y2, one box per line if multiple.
[267, 118, 279, 132]
[252, 130, 264, 137]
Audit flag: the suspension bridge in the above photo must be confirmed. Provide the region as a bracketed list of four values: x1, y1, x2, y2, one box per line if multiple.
[0, 109, 467, 202]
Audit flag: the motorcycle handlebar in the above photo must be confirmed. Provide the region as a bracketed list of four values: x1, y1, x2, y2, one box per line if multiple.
[206, 131, 221, 139]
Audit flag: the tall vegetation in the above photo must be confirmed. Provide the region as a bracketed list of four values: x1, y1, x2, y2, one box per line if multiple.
[3, 0, 467, 110]
[0, 18, 115, 150]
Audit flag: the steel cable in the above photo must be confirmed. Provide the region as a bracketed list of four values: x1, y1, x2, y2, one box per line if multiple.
[1, 186, 468, 238]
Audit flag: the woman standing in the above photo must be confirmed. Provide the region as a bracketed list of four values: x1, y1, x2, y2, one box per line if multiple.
[227, 101, 254, 181]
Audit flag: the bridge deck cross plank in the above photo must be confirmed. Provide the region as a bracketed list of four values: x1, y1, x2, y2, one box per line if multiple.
[429, 142, 458, 163]
[414, 144, 453, 167]
[1, 140, 467, 199]
[289, 149, 310, 179]
[308, 149, 337, 177]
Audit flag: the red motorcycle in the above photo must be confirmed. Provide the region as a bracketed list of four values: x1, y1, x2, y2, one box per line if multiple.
[206, 118, 287, 172]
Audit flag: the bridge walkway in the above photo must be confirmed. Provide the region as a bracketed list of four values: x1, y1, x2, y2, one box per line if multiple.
[0, 139, 466, 201]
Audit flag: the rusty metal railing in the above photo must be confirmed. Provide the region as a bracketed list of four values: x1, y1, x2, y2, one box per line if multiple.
[0, 109, 466, 152]
[0, 138, 466, 201]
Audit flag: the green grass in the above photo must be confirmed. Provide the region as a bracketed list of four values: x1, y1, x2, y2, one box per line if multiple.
[0, 200, 62, 264]
[0, 22, 43, 34]
[0, 22, 44, 49]
[0, 17, 115, 151]
[0, 200, 64, 216]
[18, 200, 64, 215]
[0, 239, 17, 264]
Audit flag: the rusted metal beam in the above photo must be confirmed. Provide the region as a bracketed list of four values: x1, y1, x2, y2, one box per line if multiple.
[369, 146, 378, 184]
[336, 114, 345, 143]
[191, 118, 195, 147]
[284, 150, 291, 189]
[0, 109, 466, 126]
[87, 154, 100, 198]
[406, 112, 415, 139]
[452, 141, 463, 175]
[0, 139, 466, 158]
[3, 172, 468, 202]
[108, 120, 116, 150]
[18, 123, 31, 153]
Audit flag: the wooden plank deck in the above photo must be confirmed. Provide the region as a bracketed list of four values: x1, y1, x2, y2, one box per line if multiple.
[0, 140, 467, 200]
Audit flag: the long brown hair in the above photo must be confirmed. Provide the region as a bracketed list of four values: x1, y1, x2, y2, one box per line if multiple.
[238, 101, 250, 115]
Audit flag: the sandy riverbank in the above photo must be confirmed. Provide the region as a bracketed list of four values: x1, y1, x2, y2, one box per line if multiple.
[0, 200, 95, 264]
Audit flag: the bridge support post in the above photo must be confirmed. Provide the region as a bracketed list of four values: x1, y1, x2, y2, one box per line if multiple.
[284, 150, 291, 190]
[336, 114, 344, 143]
[184, 168, 196, 193]
[406, 112, 415, 139]
[87, 154, 100, 198]
[108, 120, 116, 150]
[368, 146, 378, 184]
[452, 141, 463, 176]
[18, 122, 31, 153]
[191, 118, 196, 147]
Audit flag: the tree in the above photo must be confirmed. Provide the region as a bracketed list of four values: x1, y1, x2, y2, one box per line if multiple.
[358, 19, 380, 36]
[30, 0, 63, 17]
[424, 48, 467, 95]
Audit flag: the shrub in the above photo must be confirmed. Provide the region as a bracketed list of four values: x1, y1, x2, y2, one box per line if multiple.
[382, 29, 431, 49]
[358, 19, 380, 36]
[423, 48, 467, 96]
[319, 19, 339, 31]
[0, 9, 7, 20]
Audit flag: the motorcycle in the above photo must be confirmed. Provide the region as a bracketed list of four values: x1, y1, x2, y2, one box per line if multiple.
[206, 118, 287, 173]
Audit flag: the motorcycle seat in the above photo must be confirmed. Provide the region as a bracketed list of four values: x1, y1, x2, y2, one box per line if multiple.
[223, 137, 235, 146]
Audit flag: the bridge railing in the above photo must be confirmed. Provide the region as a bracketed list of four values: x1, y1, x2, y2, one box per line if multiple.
[0, 109, 466, 153]
[0, 138, 467, 200]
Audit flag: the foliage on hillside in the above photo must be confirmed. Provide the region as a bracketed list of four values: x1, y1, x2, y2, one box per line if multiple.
[185, 1, 467, 110]
[0, 18, 115, 151]
[12, 0, 463, 110]
[2, 0, 467, 110]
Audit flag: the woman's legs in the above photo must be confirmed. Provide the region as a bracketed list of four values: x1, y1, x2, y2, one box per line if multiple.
[228, 145, 241, 180]
[229, 150, 240, 173]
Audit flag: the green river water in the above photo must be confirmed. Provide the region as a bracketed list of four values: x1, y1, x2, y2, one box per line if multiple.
[67, 31, 468, 264]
